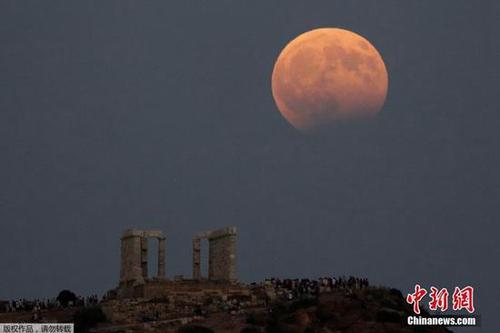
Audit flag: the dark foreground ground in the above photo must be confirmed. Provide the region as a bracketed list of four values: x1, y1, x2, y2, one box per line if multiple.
[0, 287, 453, 333]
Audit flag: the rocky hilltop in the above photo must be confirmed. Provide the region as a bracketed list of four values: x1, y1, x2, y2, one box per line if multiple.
[176, 286, 453, 333]
[0, 285, 454, 333]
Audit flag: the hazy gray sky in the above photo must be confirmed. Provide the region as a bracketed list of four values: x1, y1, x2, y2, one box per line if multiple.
[1, 1, 498, 331]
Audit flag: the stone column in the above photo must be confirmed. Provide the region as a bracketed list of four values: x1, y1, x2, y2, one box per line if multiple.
[120, 229, 145, 284]
[208, 227, 237, 282]
[157, 237, 166, 278]
[192, 238, 201, 280]
[141, 236, 148, 279]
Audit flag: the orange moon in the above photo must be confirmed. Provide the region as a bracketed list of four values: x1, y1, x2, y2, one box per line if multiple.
[271, 28, 388, 132]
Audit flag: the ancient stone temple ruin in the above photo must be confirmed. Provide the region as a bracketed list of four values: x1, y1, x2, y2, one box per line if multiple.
[120, 229, 166, 285]
[192, 226, 237, 282]
[116, 226, 238, 299]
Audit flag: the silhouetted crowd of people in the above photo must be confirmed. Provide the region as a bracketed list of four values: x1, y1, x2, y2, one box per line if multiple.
[263, 276, 370, 301]
[0, 294, 101, 313]
[1, 299, 60, 313]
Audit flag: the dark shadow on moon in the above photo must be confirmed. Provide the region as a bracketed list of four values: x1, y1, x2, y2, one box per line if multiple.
[301, 112, 380, 136]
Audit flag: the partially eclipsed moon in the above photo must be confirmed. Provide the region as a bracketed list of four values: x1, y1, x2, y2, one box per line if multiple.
[272, 28, 388, 132]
